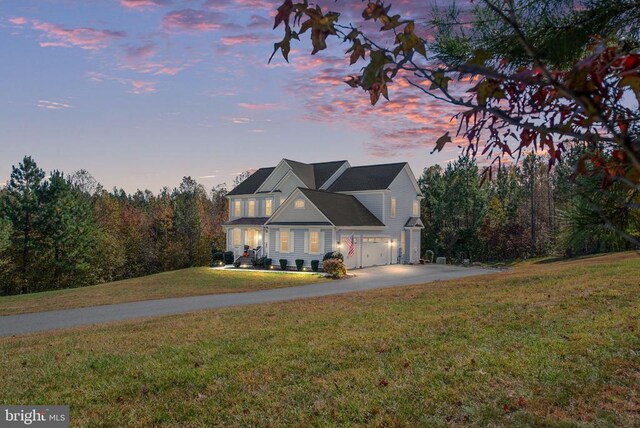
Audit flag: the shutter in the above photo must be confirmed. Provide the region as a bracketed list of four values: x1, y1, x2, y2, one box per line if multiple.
[304, 231, 309, 254]
[275, 231, 280, 252]
[320, 231, 325, 254]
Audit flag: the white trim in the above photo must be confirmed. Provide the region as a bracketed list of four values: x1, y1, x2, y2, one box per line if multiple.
[337, 189, 390, 195]
[335, 226, 386, 231]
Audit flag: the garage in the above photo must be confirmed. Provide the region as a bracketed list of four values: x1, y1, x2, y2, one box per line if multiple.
[362, 237, 389, 267]
[341, 236, 390, 268]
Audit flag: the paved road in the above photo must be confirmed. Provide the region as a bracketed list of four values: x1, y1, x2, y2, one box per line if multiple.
[0, 264, 495, 337]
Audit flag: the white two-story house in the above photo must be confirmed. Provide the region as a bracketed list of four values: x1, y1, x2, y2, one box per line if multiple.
[223, 159, 424, 269]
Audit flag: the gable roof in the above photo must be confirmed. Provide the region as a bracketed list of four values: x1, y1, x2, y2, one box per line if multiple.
[298, 188, 384, 227]
[327, 162, 407, 192]
[404, 217, 425, 228]
[227, 167, 275, 196]
[283, 159, 316, 189]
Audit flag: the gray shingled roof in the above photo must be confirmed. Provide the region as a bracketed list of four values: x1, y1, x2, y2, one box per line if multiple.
[327, 163, 407, 192]
[298, 188, 384, 227]
[310, 160, 347, 188]
[283, 159, 316, 189]
[226, 168, 275, 196]
[223, 217, 270, 226]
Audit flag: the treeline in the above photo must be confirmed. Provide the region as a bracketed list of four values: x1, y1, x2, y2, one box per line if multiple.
[419, 147, 640, 262]
[0, 156, 228, 295]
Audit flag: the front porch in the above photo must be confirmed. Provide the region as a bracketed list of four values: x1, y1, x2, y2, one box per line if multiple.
[223, 219, 269, 263]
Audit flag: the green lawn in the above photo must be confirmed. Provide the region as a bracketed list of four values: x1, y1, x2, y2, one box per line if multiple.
[1, 252, 638, 426]
[0, 268, 325, 316]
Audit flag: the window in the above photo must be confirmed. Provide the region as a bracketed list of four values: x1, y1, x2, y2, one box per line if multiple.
[309, 230, 319, 253]
[294, 199, 305, 209]
[233, 228, 241, 246]
[265, 199, 273, 216]
[413, 200, 419, 216]
[248, 199, 255, 217]
[233, 200, 241, 217]
[247, 229, 258, 247]
[391, 197, 396, 218]
[280, 229, 289, 252]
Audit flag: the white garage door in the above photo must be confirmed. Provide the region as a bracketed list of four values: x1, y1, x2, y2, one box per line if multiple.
[362, 237, 389, 267]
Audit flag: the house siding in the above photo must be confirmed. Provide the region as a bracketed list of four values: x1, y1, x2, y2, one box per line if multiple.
[269, 197, 328, 223]
[228, 195, 274, 219]
[350, 192, 384, 221]
[386, 168, 421, 262]
[268, 227, 332, 268]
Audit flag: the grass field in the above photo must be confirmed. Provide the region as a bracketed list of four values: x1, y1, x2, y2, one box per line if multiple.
[1, 252, 638, 426]
[0, 268, 325, 316]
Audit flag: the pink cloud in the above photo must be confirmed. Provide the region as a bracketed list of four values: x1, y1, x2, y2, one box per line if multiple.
[120, 0, 171, 9]
[204, 0, 273, 10]
[238, 102, 278, 110]
[29, 20, 126, 50]
[9, 17, 27, 25]
[130, 80, 157, 94]
[162, 9, 235, 32]
[87, 72, 157, 95]
[123, 43, 157, 60]
[221, 33, 263, 46]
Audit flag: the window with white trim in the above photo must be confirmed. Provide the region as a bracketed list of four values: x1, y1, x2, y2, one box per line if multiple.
[265, 199, 273, 216]
[309, 230, 319, 253]
[413, 200, 419, 216]
[391, 197, 396, 218]
[233, 228, 241, 246]
[294, 199, 305, 209]
[248, 199, 256, 217]
[280, 229, 289, 252]
[233, 200, 241, 217]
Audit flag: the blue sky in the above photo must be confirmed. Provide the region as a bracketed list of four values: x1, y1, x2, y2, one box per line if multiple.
[0, 0, 460, 192]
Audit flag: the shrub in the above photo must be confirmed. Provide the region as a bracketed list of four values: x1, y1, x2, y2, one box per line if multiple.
[311, 259, 319, 272]
[233, 261, 241, 268]
[223, 251, 234, 265]
[279, 259, 288, 270]
[323, 258, 347, 278]
[212, 251, 224, 266]
[323, 251, 344, 261]
[295, 259, 304, 271]
[264, 258, 272, 269]
[252, 256, 267, 268]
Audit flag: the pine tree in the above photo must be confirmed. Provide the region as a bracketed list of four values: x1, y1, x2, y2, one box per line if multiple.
[38, 171, 99, 289]
[2, 156, 45, 293]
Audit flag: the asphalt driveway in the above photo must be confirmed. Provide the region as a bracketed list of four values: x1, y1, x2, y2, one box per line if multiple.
[0, 264, 495, 337]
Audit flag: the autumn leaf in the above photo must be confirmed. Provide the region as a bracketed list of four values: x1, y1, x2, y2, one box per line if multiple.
[431, 132, 451, 153]
[273, 0, 293, 29]
[430, 70, 451, 91]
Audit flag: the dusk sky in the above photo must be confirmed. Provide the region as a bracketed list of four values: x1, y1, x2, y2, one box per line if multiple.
[1, 0, 461, 192]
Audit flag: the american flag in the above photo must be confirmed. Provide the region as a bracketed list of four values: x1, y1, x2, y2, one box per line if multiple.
[346, 233, 355, 257]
